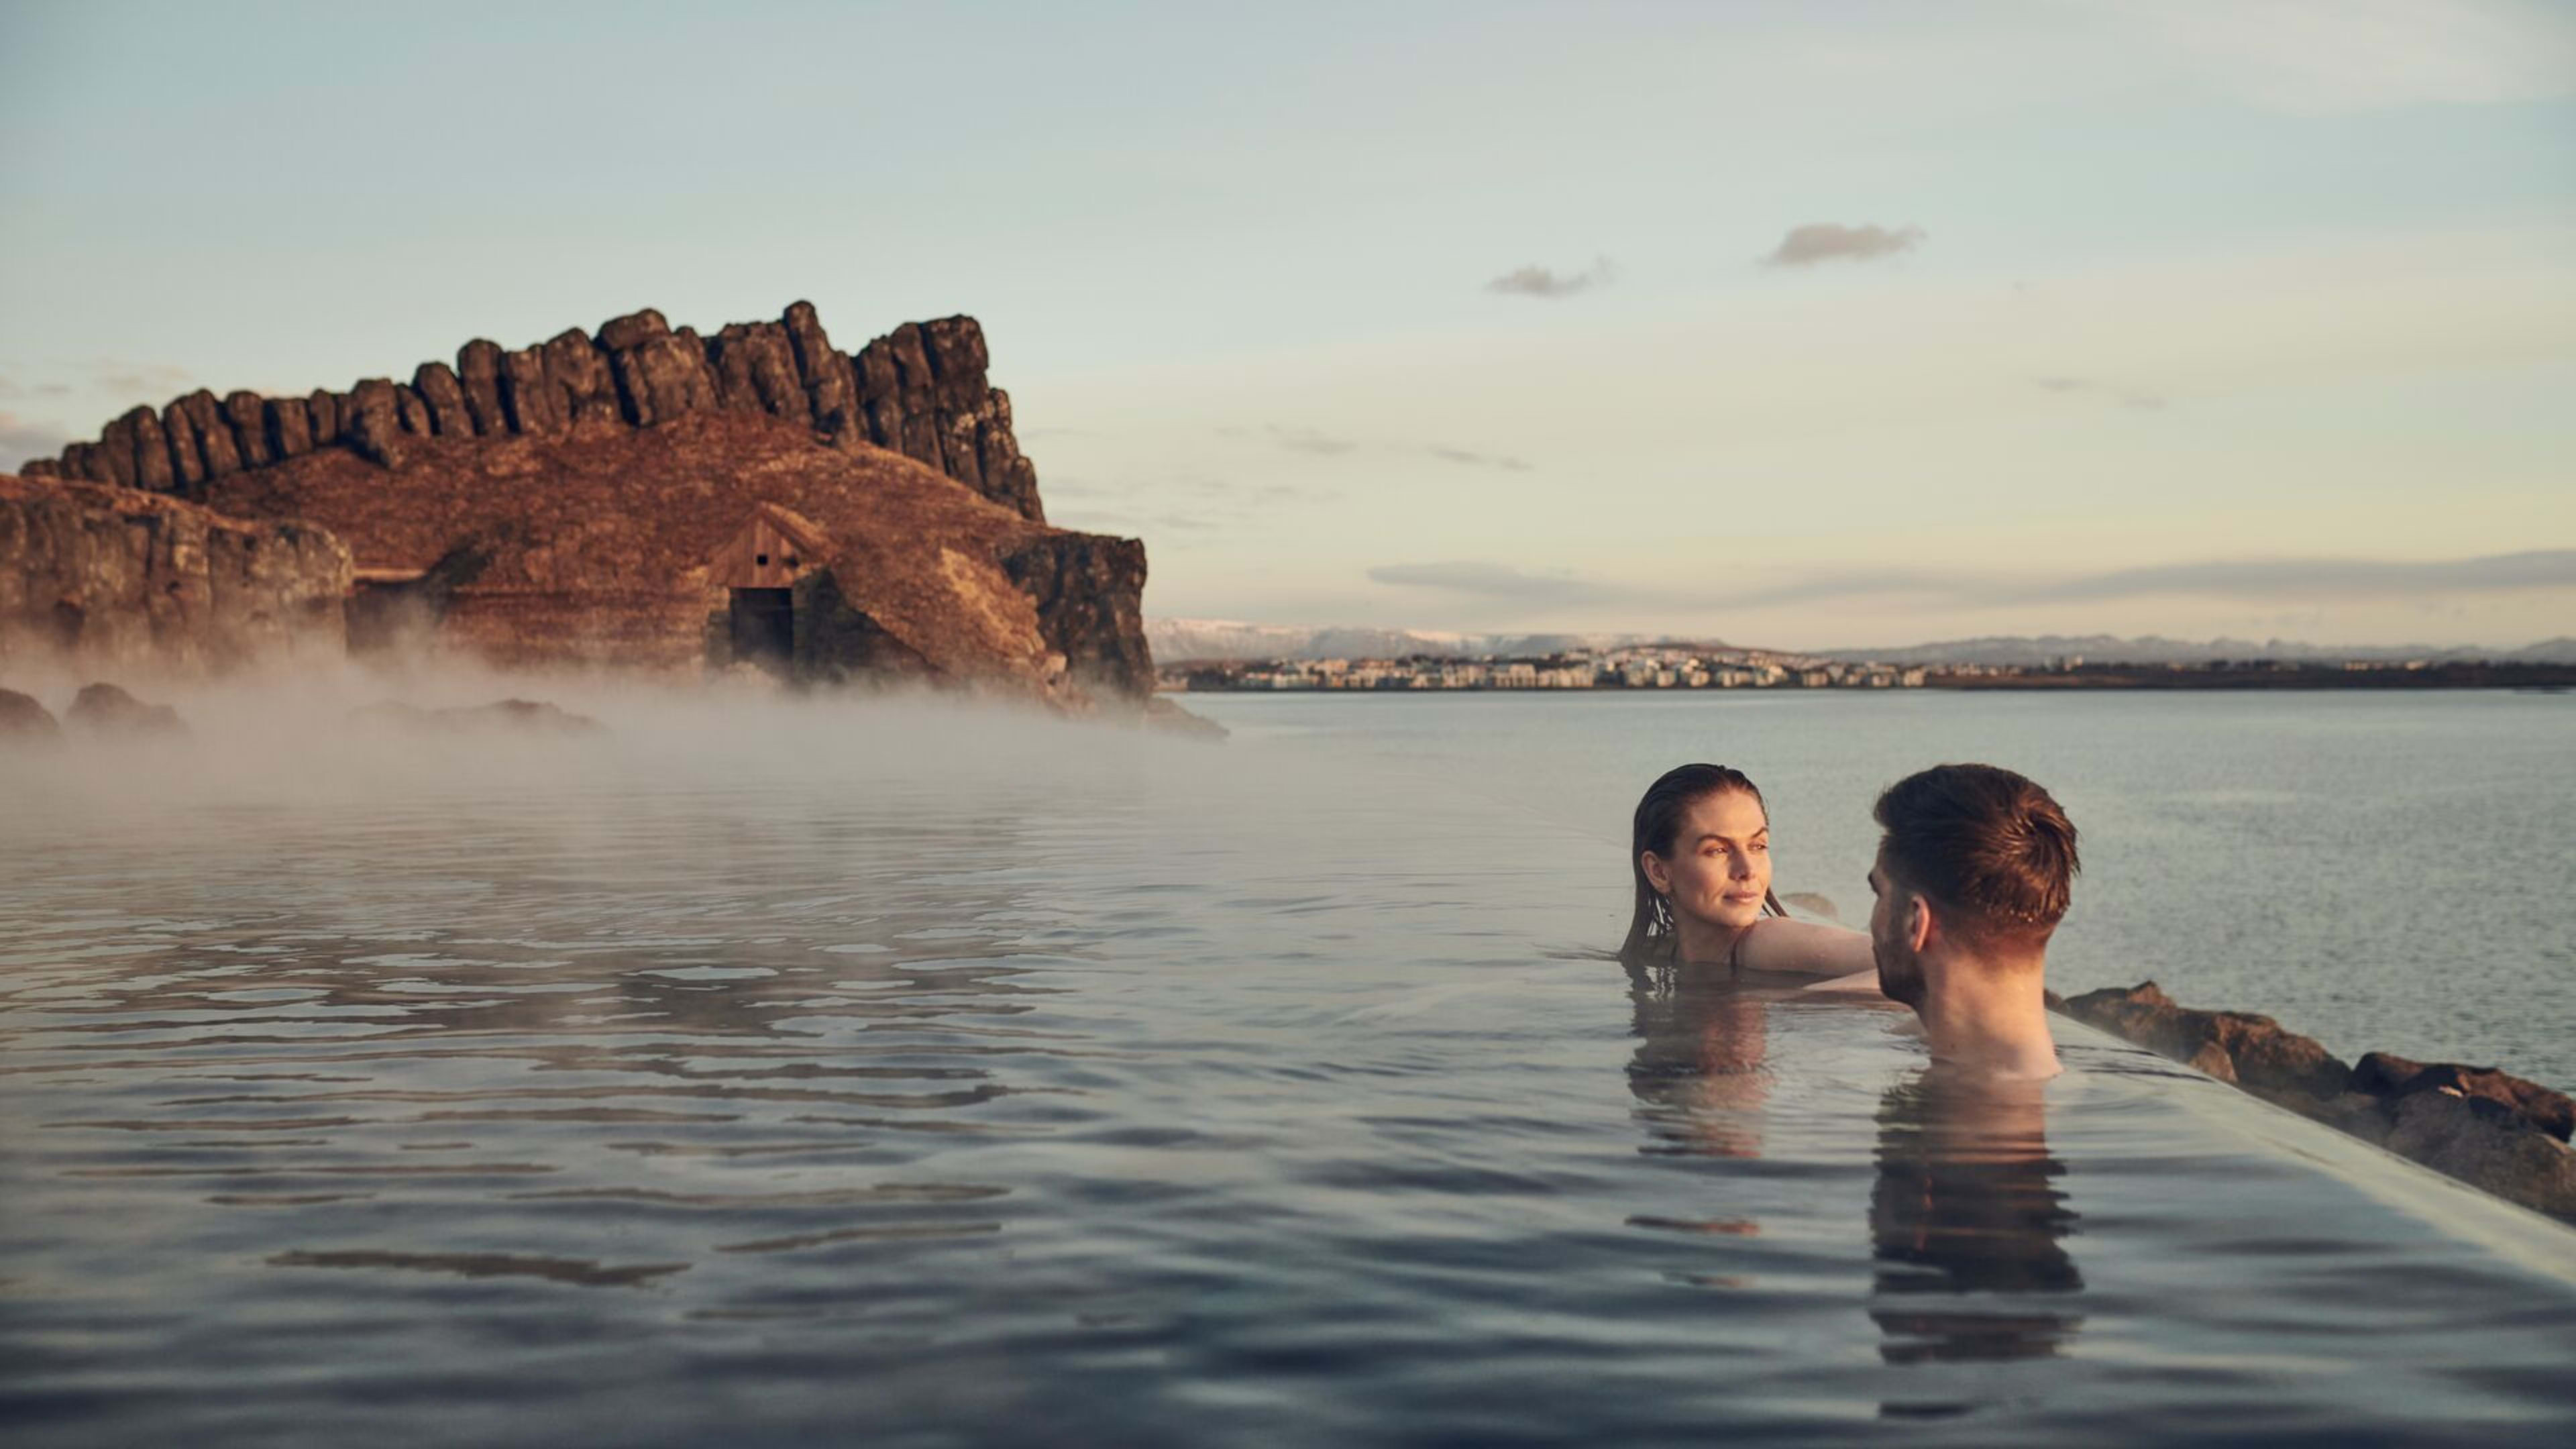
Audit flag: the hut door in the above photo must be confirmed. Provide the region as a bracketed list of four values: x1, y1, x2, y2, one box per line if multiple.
[729, 588, 794, 666]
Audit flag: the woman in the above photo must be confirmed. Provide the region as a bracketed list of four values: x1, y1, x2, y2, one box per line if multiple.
[1621, 763, 1879, 988]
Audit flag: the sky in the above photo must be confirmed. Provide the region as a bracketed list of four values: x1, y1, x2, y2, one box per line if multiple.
[2, 0, 2571, 650]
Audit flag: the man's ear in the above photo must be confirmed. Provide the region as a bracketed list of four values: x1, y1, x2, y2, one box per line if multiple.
[1641, 852, 1671, 894]
[1904, 894, 1933, 952]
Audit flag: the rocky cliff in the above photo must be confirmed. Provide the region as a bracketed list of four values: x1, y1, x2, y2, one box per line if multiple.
[0, 474, 350, 675]
[18, 303, 1154, 703]
[25, 304, 1045, 524]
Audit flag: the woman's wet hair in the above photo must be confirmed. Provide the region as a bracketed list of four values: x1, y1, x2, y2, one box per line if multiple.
[1621, 763, 1788, 966]
[1872, 763, 2080, 945]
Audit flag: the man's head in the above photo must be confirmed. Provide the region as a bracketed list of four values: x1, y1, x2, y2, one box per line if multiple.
[1866, 764, 2080, 1006]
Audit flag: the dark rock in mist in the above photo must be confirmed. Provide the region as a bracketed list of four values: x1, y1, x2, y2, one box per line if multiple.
[349, 698, 607, 737]
[1143, 696, 1227, 741]
[65, 682, 189, 740]
[0, 688, 62, 745]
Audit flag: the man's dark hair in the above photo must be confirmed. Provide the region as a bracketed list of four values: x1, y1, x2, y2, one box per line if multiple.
[1874, 763, 2080, 944]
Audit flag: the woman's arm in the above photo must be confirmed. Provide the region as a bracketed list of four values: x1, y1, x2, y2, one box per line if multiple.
[1736, 918, 1876, 979]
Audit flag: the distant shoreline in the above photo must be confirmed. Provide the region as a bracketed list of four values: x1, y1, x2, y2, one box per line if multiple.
[1164, 661, 2576, 694]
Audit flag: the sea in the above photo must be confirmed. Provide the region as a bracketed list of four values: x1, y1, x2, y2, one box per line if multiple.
[1186, 688, 2576, 1092]
[3, 684, 2573, 1446]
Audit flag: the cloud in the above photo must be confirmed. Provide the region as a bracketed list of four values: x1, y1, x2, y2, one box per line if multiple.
[91, 361, 196, 398]
[2006, 550, 2576, 604]
[1230, 425, 1535, 473]
[2034, 375, 2168, 410]
[1267, 425, 1358, 456]
[1763, 223, 1926, 267]
[1689, 551, 2576, 612]
[1368, 560, 1611, 605]
[0, 411, 71, 471]
[1426, 445, 1532, 473]
[1485, 255, 1619, 299]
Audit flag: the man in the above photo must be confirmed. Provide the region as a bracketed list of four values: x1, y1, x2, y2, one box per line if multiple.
[1865, 763, 2080, 1080]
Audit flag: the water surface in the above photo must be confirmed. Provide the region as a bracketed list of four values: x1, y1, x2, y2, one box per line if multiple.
[5, 695, 2574, 1446]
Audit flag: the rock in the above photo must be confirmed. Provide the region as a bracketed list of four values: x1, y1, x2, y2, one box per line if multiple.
[225, 391, 274, 467]
[123, 407, 176, 492]
[541, 329, 621, 431]
[853, 336, 899, 400]
[64, 682, 189, 739]
[162, 401, 207, 492]
[0, 688, 62, 745]
[709, 322, 808, 423]
[2352, 1052, 2575, 1142]
[2056, 981, 2349, 1104]
[862, 394, 905, 454]
[595, 309, 668, 352]
[455, 339, 508, 435]
[938, 411, 986, 496]
[782, 301, 861, 445]
[881, 321, 935, 396]
[610, 329, 719, 425]
[2312, 1090, 2396, 1146]
[20, 458, 58, 478]
[2383, 1089, 2576, 1224]
[394, 384, 433, 437]
[305, 390, 341, 451]
[266, 396, 314, 460]
[1000, 532, 1153, 700]
[919, 316, 992, 407]
[1144, 696, 1227, 741]
[342, 379, 407, 466]
[348, 698, 606, 736]
[413, 362, 472, 437]
[95, 411, 143, 488]
[0, 474, 350, 675]
[975, 397, 1044, 522]
[500, 346, 564, 437]
[178, 390, 242, 479]
[30, 304, 1144, 708]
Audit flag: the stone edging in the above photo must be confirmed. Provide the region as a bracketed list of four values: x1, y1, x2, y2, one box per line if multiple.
[2051, 981, 2576, 1225]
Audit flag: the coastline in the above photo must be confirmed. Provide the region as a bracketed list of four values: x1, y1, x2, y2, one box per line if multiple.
[2052, 982, 2576, 1227]
[1165, 661, 2576, 694]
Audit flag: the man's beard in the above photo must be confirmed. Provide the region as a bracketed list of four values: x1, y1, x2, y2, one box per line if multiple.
[1876, 946, 1925, 1008]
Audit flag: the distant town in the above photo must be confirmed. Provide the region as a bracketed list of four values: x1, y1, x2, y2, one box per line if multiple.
[1159, 643, 2576, 693]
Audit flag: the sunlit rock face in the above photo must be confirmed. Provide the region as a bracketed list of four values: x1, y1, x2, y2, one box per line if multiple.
[19, 303, 1152, 707]
[0, 474, 350, 677]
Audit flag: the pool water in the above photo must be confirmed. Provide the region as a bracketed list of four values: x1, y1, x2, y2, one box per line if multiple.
[5, 696, 2573, 1446]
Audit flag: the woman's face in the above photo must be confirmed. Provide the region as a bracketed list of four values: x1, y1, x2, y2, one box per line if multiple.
[1644, 788, 1773, 934]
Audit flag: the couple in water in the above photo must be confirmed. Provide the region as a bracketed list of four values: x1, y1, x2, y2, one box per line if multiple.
[1620, 761, 2078, 1081]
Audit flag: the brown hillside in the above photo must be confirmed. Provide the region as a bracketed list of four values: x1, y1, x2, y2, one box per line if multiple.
[205, 410, 1148, 699]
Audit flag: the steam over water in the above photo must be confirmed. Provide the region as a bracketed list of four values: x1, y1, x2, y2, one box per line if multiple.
[5, 685, 2575, 1445]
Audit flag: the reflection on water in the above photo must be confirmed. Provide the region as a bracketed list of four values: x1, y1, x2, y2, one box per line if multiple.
[1625, 970, 1774, 1161]
[1870, 1071, 2085, 1381]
